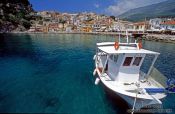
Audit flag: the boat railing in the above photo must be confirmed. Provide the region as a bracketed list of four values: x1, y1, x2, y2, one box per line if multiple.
[97, 42, 139, 50]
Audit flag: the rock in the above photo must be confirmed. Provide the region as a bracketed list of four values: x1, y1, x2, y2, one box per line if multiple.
[0, 0, 34, 32]
[145, 34, 175, 43]
[14, 25, 26, 32]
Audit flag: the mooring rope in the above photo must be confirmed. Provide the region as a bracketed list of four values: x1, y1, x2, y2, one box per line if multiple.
[131, 82, 140, 114]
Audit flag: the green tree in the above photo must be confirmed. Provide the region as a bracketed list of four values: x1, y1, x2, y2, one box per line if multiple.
[21, 19, 31, 29]
[110, 16, 116, 20]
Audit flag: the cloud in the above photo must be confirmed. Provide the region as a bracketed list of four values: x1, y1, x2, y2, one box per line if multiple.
[105, 0, 167, 16]
[94, 3, 100, 8]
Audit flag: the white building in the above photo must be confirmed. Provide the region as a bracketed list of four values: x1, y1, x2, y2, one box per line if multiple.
[149, 18, 163, 30]
[160, 20, 175, 31]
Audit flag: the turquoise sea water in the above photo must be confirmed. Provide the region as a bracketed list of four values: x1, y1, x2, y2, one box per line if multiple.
[0, 33, 175, 114]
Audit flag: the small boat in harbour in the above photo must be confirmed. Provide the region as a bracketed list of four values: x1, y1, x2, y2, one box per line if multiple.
[93, 32, 175, 112]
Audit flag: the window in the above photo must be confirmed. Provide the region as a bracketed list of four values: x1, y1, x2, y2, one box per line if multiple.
[109, 55, 113, 60]
[114, 55, 118, 62]
[109, 55, 118, 62]
[123, 57, 133, 66]
[133, 57, 142, 66]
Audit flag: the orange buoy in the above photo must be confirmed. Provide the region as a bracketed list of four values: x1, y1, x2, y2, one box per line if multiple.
[114, 42, 119, 50]
[138, 41, 142, 49]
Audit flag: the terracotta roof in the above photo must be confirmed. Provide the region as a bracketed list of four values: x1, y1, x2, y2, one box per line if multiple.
[161, 20, 175, 25]
[83, 21, 94, 24]
[49, 23, 58, 27]
[133, 22, 148, 26]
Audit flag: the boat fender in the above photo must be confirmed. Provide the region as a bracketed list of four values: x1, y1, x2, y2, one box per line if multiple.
[93, 55, 96, 60]
[95, 78, 100, 85]
[114, 42, 119, 50]
[138, 41, 142, 49]
[93, 69, 96, 76]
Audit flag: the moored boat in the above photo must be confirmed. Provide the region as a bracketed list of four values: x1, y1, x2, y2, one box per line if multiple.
[93, 33, 175, 113]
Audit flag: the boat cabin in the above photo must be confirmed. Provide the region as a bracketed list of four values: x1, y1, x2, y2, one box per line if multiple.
[96, 42, 159, 83]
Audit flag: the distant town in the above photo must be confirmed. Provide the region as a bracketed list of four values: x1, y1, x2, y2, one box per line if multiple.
[27, 11, 175, 35]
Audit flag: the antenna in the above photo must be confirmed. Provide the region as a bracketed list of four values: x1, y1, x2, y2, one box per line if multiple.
[119, 29, 121, 43]
[118, 18, 121, 43]
[144, 17, 146, 33]
[126, 30, 129, 44]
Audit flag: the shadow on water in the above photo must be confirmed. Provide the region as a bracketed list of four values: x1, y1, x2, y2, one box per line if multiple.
[0, 33, 35, 58]
[99, 82, 130, 114]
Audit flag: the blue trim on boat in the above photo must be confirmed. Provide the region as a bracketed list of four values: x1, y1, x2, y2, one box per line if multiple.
[145, 88, 165, 93]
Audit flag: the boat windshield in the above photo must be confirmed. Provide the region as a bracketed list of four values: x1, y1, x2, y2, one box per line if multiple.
[148, 67, 167, 88]
[109, 54, 119, 62]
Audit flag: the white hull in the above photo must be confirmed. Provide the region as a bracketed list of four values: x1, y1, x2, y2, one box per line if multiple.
[116, 91, 160, 110]
[95, 68, 165, 110]
[93, 41, 167, 111]
[99, 77, 162, 110]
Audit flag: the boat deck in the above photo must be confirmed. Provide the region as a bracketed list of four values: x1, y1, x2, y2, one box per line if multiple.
[97, 70, 166, 100]
[100, 72, 163, 90]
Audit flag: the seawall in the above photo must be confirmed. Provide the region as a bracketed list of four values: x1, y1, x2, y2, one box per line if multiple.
[144, 34, 175, 43]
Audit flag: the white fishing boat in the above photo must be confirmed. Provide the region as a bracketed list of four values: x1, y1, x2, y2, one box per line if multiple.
[93, 32, 175, 112]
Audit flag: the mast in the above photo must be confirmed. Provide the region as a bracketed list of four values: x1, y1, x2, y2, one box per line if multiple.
[119, 34, 121, 42]
[118, 18, 121, 43]
[126, 30, 129, 43]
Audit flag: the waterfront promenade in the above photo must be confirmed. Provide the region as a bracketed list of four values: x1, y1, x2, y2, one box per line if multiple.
[3, 31, 175, 43]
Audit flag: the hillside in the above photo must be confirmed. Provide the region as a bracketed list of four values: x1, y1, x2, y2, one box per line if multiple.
[0, 0, 35, 32]
[119, 0, 175, 22]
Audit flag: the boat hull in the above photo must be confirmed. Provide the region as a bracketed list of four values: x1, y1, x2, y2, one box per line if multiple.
[94, 42, 166, 112]
[94, 70, 163, 111]
[99, 77, 162, 112]
[116, 91, 161, 111]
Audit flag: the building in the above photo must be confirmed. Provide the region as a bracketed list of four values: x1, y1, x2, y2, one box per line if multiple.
[65, 25, 77, 32]
[92, 22, 101, 32]
[28, 24, 43, 32]
[132, 21, 150, 32]
[48, 23, 59, 32]
[81, 21, 93, 32]
[160, 20, 175, 31]
[149, 18, 163, 30]
[112, 20, 133, 32]
[28, 26, 36, 32]
[43, 26, 48, 33]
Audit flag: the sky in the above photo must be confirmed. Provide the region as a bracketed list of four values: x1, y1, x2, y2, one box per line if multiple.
[29, 0, 167, 16]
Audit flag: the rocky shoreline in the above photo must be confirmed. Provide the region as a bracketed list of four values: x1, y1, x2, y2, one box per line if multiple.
[144, 34, 175, 43]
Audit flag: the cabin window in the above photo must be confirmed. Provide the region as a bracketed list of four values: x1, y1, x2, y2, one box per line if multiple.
[109, 55, 118, 62]
[109, 55, 113, 60]
[123, 57, 133, 66]
[133, 57, 142, 66]
[114, 55, 118, 62]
